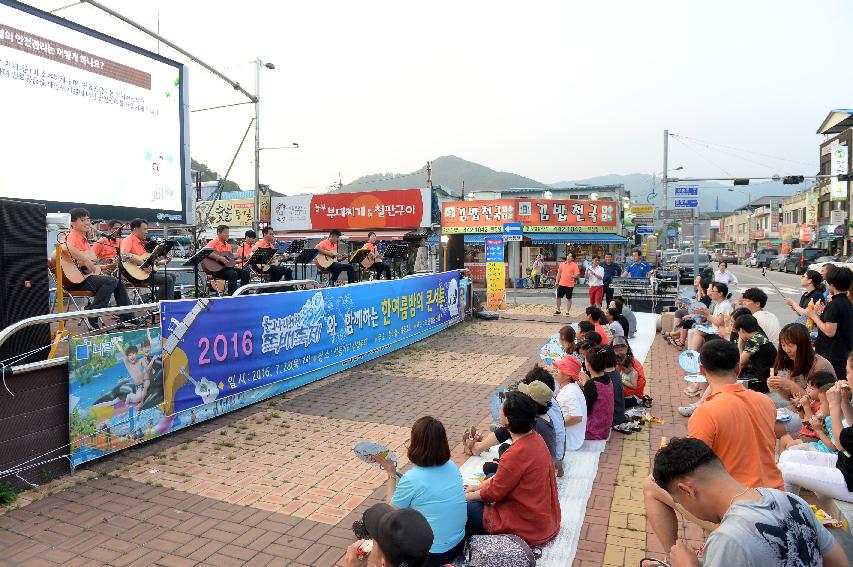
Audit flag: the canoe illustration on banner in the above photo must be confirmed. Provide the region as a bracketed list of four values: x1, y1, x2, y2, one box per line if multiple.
[161, 297, 211, 417]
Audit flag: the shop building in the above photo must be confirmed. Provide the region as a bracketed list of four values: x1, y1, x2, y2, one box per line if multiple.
[815, 110, 853, 255]
[441, 187, 629, 284]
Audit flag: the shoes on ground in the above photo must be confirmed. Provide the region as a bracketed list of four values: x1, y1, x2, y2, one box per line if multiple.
[678, 406, 696, 417]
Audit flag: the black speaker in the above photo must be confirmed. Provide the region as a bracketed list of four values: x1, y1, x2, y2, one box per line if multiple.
[0, 199, 50, 365]
[445, 234, 465, 270]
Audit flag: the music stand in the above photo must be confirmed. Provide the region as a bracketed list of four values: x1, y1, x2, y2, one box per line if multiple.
[184, 248, 215, 297]
[349, 249, 372, 281]
[247, 248, 276, 273]
[294, 248, 319, 280]
[382, 242, 409, 279]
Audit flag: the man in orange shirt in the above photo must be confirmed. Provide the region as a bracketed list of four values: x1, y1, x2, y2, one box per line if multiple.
[555, 252, 580, 316]
[255, 227, 293, 282]
[360, 231, 392, 280]
[92, 220, 123, 262]
[643, 339, 784, 551]
[206, 225, 250, 295]
[235, 230, 256, 270]
[61, 208, 131, 329]
[121, 219, 175, 301]
[315, 229, 355, 285]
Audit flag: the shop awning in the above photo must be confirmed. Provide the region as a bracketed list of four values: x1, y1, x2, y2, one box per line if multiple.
[523, 232, 629, 245]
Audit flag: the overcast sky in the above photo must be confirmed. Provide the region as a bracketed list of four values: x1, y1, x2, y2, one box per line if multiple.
[40, 0, 853, 193]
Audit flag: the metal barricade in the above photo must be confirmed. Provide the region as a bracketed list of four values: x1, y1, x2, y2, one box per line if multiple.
[232, 279, 320, 296]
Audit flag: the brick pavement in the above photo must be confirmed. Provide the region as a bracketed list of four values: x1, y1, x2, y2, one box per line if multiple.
[0, 312, 570, 567]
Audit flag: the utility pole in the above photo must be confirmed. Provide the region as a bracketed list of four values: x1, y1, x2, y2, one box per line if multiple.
[426, 161, 433, 189]
[253, 58, 262, 232]
[662, 129, 669, 249]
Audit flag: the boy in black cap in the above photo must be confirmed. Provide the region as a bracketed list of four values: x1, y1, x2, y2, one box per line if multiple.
[345, 503, 434, 567]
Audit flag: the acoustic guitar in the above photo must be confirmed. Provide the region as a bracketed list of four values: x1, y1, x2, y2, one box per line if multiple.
[315, 253, 346, 271]
[49, 249, 125, 284]
[200, 252, 237, 274]
[253, 253, 295, 274]
[122, 252, 161, 282]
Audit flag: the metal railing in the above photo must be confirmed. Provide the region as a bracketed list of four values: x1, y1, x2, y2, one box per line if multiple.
[233, 279, 319, 295]
[0, 303, 158, 378]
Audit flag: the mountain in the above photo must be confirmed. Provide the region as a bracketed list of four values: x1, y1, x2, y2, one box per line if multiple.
[552, 174, 806, 212]
[338, 155, 550, 196]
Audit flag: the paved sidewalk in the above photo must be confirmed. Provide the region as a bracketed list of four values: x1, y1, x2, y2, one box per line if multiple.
[0, 309, 568, 567]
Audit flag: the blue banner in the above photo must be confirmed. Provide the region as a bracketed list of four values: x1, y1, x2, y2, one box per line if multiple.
[159, 272, 464, 419]
[68, 272, 464, 468]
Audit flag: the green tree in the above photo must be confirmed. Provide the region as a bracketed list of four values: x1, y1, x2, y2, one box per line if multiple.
[191, 158, 241, 193]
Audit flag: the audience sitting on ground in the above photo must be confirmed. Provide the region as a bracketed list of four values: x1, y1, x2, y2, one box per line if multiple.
[733, 313, 777, 394]
[599, 345, 626, 429]
[784, 269, 826, 317]
[345, 503, 434, 567]
[779, 355, 853, 505]
[808, 265, 853, 382]
[665, 277, 712, 348]
[464, 374, 559, 474]
[738, 287, 781, 345]
[371, 416, 466, 567]
[583, 330, 603, 346]
[609, 296, 636, 338]
[781, 371, 839, 454]
[603, 307, 625, 339]
[687, 282, 732, 355]
[612, 336, 648, 408]
[652, 437, 847, 567]
[576, 338, 596, 375]
[579, 346, 616, 440]
[525, 366, 567, 477]
[577, 320, 596, 340]
[769, 323, 834, 441]
[553, 355, 588, 455]
[465, 390, 561, 547]
[557, 325, 578, 359]
[585, 306, 611, 345]
[644, 339, 783, 552]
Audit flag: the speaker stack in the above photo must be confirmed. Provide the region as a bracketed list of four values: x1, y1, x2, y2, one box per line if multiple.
[0, 199, 50, 365]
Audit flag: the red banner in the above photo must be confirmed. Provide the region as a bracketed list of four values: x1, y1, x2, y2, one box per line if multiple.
[271, 189, 431, 231]
[441, 198, 618, 234]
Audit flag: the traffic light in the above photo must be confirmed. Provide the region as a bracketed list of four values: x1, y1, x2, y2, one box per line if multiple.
[782, 176, 804, 184]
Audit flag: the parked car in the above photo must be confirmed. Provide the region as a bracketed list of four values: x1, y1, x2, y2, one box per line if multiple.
[784, 248, 829, 275]
[745, 252, 757, 267]
[768, 254, 789, 271]
[720, 249, 738, 264]
[675, 253, 714, 284]
[753, 248, 779, 269]
[806, 255, 846, 273]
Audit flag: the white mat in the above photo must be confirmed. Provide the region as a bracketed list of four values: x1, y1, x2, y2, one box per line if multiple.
[455, 310, 657, 563]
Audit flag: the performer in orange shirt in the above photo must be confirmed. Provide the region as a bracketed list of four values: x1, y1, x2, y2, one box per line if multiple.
[235, 230, 256, 270]
[255, 226, 293, 282]
[121, 218, 176, 300]
[360, 231, 392, 280]
[206, 225, 250, 295]
[314, 229, 355, 285]
[92, 219, 123, 263]
[61, 208, 132, 329]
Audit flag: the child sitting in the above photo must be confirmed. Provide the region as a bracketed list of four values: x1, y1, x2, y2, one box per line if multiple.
[783, 371, 838, 454]
[579, 346, 615, 440]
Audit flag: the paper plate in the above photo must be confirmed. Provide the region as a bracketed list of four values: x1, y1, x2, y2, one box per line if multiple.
[693, 323, 714, 334]
[683, 374, 707, 383]
[776, 409, 793, 422]
[353, 442, 398, 471]
[678, 350, 701, 373]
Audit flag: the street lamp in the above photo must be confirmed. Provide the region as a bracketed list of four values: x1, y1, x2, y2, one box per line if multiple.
[253, 58, 275, 231]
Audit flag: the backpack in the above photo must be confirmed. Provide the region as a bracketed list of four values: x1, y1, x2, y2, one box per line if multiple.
[455, 534, 540, 567]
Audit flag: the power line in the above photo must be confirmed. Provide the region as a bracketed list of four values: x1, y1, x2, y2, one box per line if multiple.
[672, 136, 734, 177]
[671, 133, 814, 168]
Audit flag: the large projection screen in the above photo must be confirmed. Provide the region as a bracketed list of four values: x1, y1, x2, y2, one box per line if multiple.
[0, 0, 188, 222]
